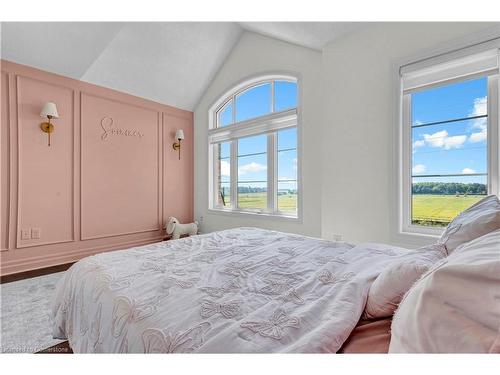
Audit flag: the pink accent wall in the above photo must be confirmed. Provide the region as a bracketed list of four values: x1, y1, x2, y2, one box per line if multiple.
[0, 60, 194, 276]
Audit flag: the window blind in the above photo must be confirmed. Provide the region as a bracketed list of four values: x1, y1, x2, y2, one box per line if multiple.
[401, 47, 499, 94]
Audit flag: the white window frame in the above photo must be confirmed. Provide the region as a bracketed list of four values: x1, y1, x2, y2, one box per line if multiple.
[208, 74, 301, 220]
[396, 39, 500, 240]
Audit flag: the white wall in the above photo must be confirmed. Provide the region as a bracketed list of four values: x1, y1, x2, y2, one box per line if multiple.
[194, 23, 498, 246]
[321, 22, 499, 247]
[194, 32, 323, 236]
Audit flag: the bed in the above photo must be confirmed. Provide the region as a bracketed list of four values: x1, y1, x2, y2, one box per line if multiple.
[52, 227, 410, 353]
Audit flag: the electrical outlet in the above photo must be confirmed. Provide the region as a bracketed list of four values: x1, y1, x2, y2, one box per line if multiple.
[332, 233, 343, 242]
[31, 228, 41, 239]
[21, 228, 31, 240]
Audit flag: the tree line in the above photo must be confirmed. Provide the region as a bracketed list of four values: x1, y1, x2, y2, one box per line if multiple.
[412, 182, 486, 195]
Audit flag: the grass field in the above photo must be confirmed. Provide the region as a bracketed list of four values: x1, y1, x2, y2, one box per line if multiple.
[236, 192, 297, 212]
[226, 193, 480, 224]
[412, 194, 484, 226]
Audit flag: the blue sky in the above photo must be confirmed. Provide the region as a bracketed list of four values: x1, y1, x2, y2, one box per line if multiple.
[218, 81, 298, 191]
[411, 77, 488, 185]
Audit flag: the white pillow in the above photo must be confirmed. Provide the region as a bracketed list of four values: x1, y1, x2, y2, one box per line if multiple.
[364, 244, 445, 319]
[439, 195, 500, 254]
[389, 229, 500, 353]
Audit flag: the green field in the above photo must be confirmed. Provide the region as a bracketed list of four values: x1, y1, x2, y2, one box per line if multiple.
[412, 194, 484, 226]
[234, 192, 297, 212]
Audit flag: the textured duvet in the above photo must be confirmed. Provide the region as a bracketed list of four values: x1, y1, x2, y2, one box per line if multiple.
[52, 227, 407, 353]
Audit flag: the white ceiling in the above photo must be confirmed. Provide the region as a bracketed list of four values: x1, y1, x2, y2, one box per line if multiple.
[1, 22, 361, 110]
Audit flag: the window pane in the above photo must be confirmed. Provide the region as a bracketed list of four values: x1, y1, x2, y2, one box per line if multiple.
[238, 134, 267, 156]
[410, 76, 489, 228]
[275, 80, 297, 112]
[278, 149, 297, 183]
[238, 135, 267, 210]
[412, 119, 488, 176]
[237, 153, 267, 182]
[218, 100, 233, 127]
[278, 181, 297, 213]
[277, 127, 297, 151]
[235, 83, 271, 122]
[219, 141, 231, 159]
[238, 182, 267, 210]
[411, 77, 487, 126]
[412, 175, 487, 227]
[217, 142, 231, 207]
[219, 183, 231, 207]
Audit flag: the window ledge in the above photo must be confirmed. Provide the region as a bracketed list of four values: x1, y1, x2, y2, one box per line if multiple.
[208, 208, 301, 222]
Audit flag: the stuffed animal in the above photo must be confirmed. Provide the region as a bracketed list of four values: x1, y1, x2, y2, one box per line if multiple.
[166, 216, 198, 240]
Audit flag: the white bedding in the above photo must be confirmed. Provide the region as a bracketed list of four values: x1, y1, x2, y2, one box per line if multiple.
[51, 227, 411, 353]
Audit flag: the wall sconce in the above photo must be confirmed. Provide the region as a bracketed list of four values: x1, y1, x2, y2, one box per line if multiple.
[40, 102, 59, 146]
[172, 129, 184, 160]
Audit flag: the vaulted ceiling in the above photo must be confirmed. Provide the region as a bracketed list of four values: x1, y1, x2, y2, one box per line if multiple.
[1, 22, 361, 110]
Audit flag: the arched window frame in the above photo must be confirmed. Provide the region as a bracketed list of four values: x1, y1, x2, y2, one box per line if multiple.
[208, 74, 301, 219]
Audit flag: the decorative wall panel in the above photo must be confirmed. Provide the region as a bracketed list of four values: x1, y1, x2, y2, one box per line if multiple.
[0, 60, 193, 275]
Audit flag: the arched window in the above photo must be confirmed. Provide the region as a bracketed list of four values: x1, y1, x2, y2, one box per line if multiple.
[208, 75, 300, 218]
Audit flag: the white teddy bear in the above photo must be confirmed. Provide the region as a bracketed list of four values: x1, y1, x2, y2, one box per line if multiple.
[166, 216, 198, 240]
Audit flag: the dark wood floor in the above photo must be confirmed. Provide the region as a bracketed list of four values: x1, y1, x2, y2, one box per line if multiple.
[0, 262, 74, 284]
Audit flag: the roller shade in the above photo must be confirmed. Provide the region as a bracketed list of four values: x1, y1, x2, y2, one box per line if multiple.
[402, 48, 499, 94]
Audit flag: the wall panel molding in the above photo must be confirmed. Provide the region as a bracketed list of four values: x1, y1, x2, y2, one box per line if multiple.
[1, 72, 11, 251]
[15, 75, 75, 248]
[0, 60, 193, 275]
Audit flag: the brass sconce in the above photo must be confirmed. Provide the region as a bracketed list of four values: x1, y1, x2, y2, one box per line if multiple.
[40, 102, 59, 146]
[172, 129, 184, 160]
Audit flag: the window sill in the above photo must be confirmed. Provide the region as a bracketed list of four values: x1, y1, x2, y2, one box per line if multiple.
[208, 208, 301, 222]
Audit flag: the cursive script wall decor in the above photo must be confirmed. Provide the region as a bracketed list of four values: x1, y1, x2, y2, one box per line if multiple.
[100, 116, 144, 141]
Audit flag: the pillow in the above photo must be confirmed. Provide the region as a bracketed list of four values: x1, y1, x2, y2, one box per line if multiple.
[438, 195, 500, 254]
[364, 244, 445, 319]
[389, 229, 500, 353]
[365, 261, 429, 319]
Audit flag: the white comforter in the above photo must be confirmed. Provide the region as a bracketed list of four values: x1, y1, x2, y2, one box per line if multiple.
[52, 227, 408, 353]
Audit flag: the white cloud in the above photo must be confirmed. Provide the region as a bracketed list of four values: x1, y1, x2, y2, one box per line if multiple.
[470, 96, 487, 117]
[238, 162, 267, 175]
[468, 96, 488, 144]
[220, 160, 230, 177]
[423, 130, 448, 148]
[422, 130, 466, 150]
[469, 130, 487, 143]
[462, 168, 476, 174]
[412, 140, 425, 151]
[443, 135, 467, 149]
[412, 164, 426, 174]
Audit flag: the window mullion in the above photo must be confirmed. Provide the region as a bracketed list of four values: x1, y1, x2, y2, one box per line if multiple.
[271, 80, 275, 113]
[230, 140, 238, 210]
[487, 74, 499, 196]
[267, 132, 277, 213]
[402, 94, 412, 231]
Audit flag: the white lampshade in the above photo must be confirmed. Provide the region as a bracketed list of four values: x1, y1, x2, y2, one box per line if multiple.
[175, 129, 185, 140]
[40, 102, 59, 119]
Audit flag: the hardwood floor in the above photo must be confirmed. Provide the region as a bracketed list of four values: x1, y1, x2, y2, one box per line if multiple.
[0, 262, 74, 284]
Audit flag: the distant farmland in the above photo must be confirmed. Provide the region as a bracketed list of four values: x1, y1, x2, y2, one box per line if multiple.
[412, 194, 484, 226]
[223, 192, 297, 212]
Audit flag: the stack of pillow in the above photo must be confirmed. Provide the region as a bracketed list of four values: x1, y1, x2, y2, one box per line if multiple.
[364, 195, 500, 353]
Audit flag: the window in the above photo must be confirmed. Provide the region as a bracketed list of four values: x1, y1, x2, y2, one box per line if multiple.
[399, 47, 499, 236]
[209, 75, 299, 218]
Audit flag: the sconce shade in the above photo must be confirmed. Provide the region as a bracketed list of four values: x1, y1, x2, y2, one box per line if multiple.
[175, 129, 185, 140]
[40, 102, 59, 119]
